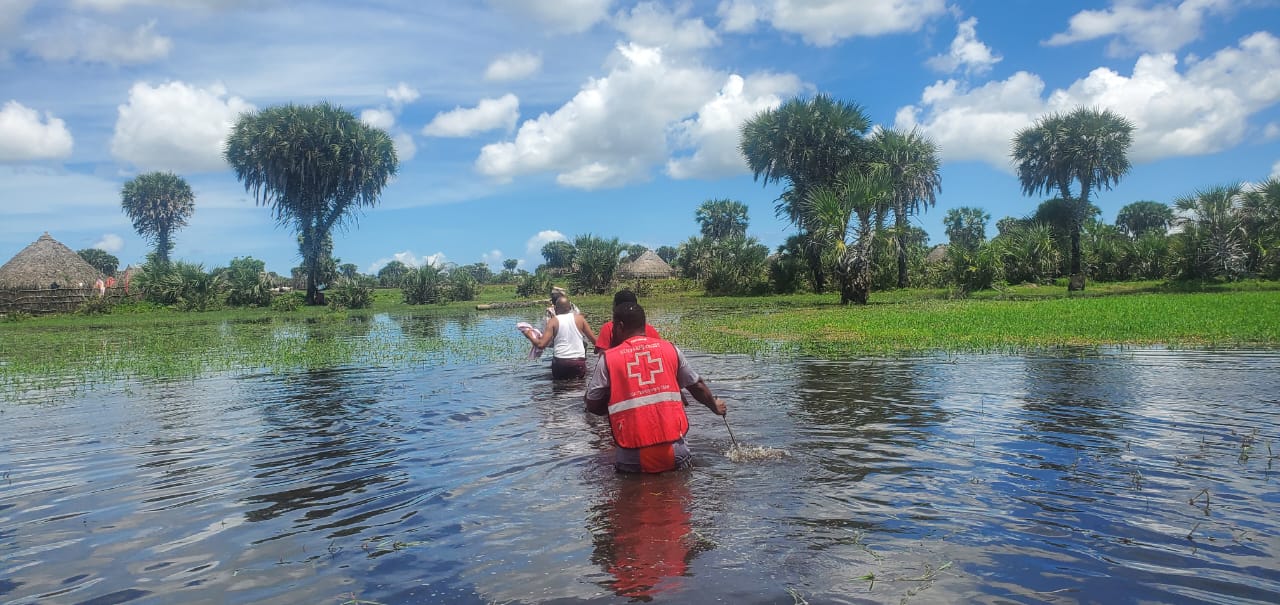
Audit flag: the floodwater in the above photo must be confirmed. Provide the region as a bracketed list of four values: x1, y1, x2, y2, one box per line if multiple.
[2, 312, 1279, 604]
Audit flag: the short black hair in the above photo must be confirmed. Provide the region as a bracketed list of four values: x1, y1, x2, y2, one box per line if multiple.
[613, 289, 638, 306]
[612, 301, 646, 330]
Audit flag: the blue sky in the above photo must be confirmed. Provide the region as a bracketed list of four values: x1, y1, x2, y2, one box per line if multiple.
[2, 0, 1279, 276]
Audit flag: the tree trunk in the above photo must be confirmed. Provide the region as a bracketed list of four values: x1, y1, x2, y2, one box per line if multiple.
[805, 236, 826, 293]
[301, 224, 320, 305]
[157, 229, 172, 266]
[895, 204, 908, 289]
[840, 217, 875, 305]
[1069, 189, 1088, 292]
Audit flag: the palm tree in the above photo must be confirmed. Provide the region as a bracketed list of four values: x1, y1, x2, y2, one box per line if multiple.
[943, 206, 990, 252]
[872, 128, 941, 288]
[224, 102, 398, 305]
[694, 198, 750, 240]
[1174, 184, 1246, 279]
[741, 94, 873, 291]
[1012, 107, 1134, 290]
[1240, 178, 1280, 276]
[798, 164, 892, 304]
[120, 171, 196, 266]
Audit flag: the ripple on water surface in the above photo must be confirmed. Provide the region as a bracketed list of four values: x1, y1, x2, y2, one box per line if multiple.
[2, 332, 1279, 604]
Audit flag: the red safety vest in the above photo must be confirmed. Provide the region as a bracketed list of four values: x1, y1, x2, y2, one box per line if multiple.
[604, 336, 689, 449]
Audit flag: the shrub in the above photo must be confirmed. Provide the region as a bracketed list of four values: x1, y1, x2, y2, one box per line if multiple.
[515, 271, 552, 299]
[147, 261, 224, 310]
[271, 291, 303, 311]
[449, 270, 479, 302]
[77, 296, 116, 315]
[572, 234, 626, 294]
[327, 278, 373, 310]
[223, 257, 273, 307]
[702, 236, 769, 295]
[403, 264, 448, 305]
[949, 241, 1004, 294]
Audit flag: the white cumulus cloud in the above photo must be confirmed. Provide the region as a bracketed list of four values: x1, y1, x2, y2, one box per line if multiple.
[716, 0, 760, 32]
[526, 230, 566, 256]
[423, 94, 519, 138]
[360, 107, 396, 130]
[1272, 159, 1280, 180]
[485, 51, 542, 81]
[24, 18, 172, 65]
[615, 2, 719, 52]
[487, 0, 612, 33]
[667, 72, 804, 179]
[1045, 0, 1231, 56]
[478, 43, 801, 189]
[896, 31, 1280, 169]
[927, 16, 1001, 76]
[387, 82, 420, 106]
[393, 132, 416, 163]
[712, 0, 947, 46]
[110, 80, 255, 173]
[480, 249, 503, 266]
[92, 233, 124, 253]
[0, 100, 75, 161]
[367, 250, 447, 274]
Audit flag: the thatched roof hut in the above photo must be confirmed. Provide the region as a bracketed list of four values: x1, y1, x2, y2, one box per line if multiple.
[925, 244, 949, 264]
[0, 232, 103, 289]
[618, 250, 675, 279]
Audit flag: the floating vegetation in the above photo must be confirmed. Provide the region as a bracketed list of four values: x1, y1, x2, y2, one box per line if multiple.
[0, 309, 523, 400]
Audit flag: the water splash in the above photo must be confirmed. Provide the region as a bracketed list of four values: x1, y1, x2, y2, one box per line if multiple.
[726, 444, 790, 462]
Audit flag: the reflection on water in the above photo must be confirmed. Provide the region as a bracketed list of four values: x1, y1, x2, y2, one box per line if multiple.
[1, 312, 1279, 604]
[588, 473, 707, 600]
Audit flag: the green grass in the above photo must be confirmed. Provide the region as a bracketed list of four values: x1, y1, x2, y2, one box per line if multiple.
[564, 279, 1280, 357]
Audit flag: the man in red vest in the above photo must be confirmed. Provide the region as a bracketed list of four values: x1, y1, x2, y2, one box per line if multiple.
[585, 302, 727, 473]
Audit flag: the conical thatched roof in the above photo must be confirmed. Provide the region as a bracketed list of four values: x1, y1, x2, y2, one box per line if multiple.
[618, 250, 675, 279]
[0, 232, 103, 289]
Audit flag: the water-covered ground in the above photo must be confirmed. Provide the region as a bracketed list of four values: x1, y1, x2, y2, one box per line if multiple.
[2, 313, 1279, 604]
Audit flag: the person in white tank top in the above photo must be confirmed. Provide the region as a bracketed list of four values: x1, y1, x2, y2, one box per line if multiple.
[520, 294, 596, 379]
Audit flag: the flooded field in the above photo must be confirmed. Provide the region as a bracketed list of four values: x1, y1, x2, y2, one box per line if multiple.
[2, 312, 1278, 604]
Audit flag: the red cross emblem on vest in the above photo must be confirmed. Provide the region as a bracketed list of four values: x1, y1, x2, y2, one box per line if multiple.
[626, 350, 665, 386]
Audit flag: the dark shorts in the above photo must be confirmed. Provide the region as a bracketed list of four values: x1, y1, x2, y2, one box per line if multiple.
[614, 439, 693, 473]
[551, 356, 586, 380]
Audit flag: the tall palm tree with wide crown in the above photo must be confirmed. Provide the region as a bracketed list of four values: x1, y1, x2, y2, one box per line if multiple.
[740, 94, 872, 292]
[224, 102, 397, 305]
[120, 171, 195, 267]
[872, 128, 941, 289]
[1012, 106, 1134, 291]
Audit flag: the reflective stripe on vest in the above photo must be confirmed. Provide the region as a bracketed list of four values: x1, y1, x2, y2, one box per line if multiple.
[605, 336, 688, 449]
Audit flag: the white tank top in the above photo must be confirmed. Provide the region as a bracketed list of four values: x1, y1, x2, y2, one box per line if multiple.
[552, 311, 585, 359]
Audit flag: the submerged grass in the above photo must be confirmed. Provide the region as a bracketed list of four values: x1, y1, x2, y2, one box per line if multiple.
[1, 280, 1277, 396]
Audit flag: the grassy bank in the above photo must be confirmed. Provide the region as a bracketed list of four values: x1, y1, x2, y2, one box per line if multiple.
[658, 288, 1280, 357]
[2, 280, 1278, 393]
